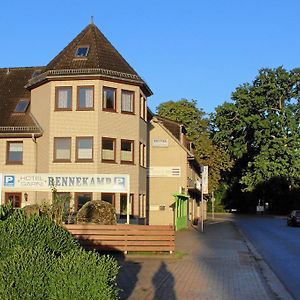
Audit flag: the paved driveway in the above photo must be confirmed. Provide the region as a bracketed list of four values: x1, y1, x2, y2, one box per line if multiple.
[116, 217, 283, 300]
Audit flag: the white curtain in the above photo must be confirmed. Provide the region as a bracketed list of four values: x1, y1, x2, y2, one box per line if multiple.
[122, 92, 133, 112]
[58, 90, 69, 108]
[85, 89, 93, 108]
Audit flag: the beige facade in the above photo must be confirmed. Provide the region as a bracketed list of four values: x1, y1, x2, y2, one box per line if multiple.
[0, 23, 151, 223]
[0, 80, 148, 220]
[148, 117, 202, 226]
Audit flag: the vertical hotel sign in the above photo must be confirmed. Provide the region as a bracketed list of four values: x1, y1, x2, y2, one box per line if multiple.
[201, 166, 208, 194]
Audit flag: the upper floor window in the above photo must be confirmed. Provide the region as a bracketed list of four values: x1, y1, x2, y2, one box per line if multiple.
[102, 137, 116, 163]
[54, 137, 71, 162]
[140, 95, 147, 120]
[7, 142, 23, 164]
[76, 137, 93, 162]
[139, 142, 146, 167]
[77, 86, 94, 110]
[14, 99, 29, 113]
[121, 140, 134, 164]
[121, 90, 134, 113]
[103, 87, 116, 111]
[55, 87, 72, 110]
[75, 46, 89, 57]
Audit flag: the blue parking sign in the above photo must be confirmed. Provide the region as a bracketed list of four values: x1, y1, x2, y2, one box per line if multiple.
[4, 175, 15, 187]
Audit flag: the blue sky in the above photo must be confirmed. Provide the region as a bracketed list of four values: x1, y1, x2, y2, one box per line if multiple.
[1, 0, 299, 114]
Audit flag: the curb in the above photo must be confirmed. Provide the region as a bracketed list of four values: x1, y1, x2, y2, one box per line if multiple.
[236, 224, 294, 300]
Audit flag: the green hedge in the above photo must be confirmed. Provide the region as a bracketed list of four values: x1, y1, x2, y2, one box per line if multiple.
[48, 250, 119, 300]
[0, 210, 80, 260]
[0, 211, 120, 299]
[0, 246, 54, 300]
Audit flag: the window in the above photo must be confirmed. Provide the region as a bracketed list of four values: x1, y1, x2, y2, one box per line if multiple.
[54, 138, 71, 162]
[5, 193, 21, 208]
[121, 90, 134, 113]
[139, 194, 146, 218]
[14, 99, 29, 113]
[75, 46, 89, 57]
[120, 194, 134, 216]
[55, 87, 72, 110]
[103, 87, 116, 111]
[101, 193, 115, 206]
[121, 140, 134, 163]
[7, 142, 23, 164]
[102, 137, 116, 162]
[139, 95, 147, 120]
[76, 137, 93, 161]
[75, 193, 92, 211]
[139, 143, 146, 167]
[77, 86, 94, 110]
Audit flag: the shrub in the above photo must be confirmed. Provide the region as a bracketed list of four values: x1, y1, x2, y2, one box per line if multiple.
[0, 201, 13, 221]
[0, 210, 80, 260]
[22, 204, 41, 216]
[48, 249, 120, 300]
[76, 200, 117, 224]
[0, 245, 54, 300]
[0, 211, 120, 299]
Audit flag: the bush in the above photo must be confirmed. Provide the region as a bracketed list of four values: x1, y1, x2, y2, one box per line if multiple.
[0, 201, 13, 221]
[0, 210, 79, 260]
[76, 200, 117, 225]
[48, 249, 119, 300]
[22, 204, 41, 216]
[0, 211, 120, 299]
[0, 246, 54, 300]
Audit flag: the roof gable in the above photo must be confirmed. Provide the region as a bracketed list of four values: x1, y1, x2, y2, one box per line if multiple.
[45, 23, 138, 76]
[152, 116, 194, 157]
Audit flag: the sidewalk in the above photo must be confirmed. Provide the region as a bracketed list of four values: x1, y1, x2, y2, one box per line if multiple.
[116, 217, 288, 300]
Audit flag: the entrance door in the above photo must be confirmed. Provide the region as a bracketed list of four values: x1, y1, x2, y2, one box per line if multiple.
[5, 193, 22, 208]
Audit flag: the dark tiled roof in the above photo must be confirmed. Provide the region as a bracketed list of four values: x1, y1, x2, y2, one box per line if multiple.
[46, 23, 138, 75]
[155, 116, 196, 156]
[0, 67, 43, 135]
[156, 116, 181, 141]
[26, 23, 152, 96]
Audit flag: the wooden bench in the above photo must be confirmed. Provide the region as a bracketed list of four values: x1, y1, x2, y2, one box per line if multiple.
[65, 224, 175, 253]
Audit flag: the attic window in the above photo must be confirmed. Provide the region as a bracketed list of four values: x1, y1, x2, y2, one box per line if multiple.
[75, 46, 89, 57]
[14, 99, 29, 113]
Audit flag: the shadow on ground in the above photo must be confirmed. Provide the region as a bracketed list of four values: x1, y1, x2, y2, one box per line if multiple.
[114, 253, 141, 299]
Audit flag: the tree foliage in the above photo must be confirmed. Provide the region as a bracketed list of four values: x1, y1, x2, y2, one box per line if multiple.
[212, 67, 300, 212]
[156, 99, 232, 193]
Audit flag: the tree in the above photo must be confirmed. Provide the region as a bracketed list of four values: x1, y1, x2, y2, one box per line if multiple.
[156, 99, 232, 193]
[212, 67, 300, 212]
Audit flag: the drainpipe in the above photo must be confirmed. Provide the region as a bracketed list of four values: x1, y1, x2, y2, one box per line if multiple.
[31, 134, 38, 203]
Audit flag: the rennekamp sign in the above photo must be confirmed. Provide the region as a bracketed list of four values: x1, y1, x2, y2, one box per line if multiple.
[1, 173, 129, 193]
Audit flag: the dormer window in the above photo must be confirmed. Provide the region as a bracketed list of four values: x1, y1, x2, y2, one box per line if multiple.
[14, 99, 29, 113]
[75, 46, 89, 57]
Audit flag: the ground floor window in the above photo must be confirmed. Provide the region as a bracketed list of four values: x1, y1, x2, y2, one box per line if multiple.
[139, 194, 146, 218]
[101, 193, 115, 206]
[5, 192, 22, 208]
[120, 194, 133, 216]
[75, 192, 92, 210]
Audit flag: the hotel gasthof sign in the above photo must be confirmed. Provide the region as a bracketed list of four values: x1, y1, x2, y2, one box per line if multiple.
[1, 173, 129, 193]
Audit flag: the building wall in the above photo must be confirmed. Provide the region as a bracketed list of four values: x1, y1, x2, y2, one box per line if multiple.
[0, 137, 37, 207]
[1, 79, 148, 220]
[148, 120, 188, 226]
[31, 79, 147, 215]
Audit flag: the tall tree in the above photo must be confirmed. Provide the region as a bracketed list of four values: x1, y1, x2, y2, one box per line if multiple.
[157, 99, 232, 193]
[212, 67, 300, 212]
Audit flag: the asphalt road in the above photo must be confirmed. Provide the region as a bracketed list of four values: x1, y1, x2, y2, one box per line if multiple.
[224, 213, 300, 300]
